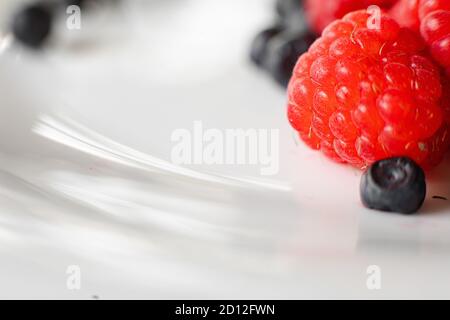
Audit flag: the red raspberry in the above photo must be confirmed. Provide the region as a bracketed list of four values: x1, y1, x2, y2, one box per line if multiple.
[389, 0, 421, 31]
[419, 0, 450, 19]
[389, 0, 450, 74]
[305, 0, 398, 34]
[418, 1, 450, 74]
[287, 10, 450, 170]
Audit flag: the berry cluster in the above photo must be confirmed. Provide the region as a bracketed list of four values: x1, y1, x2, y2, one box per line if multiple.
[288, 10, 450, 171]
[250, 0, 317, 87]
[279, 1, 450, 214]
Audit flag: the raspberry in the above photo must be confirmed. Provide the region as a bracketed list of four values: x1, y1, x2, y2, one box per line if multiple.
[305, 0, 398, 34]
[389, 0, 450, 74]
[389, 0, 421, 31]
[419, 1, 450, 73]
[287, 10, 450, 170]
[418, 0, 450, 19]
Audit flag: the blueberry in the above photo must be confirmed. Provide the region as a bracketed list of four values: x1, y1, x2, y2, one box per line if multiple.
[264, 30, 316, 87]
[276, 0, 303, 19]
[12, 3, 53, 48]
[360, 157, 426, 214]
[65, 0, 88, 8]
[250, 25, 284, 67]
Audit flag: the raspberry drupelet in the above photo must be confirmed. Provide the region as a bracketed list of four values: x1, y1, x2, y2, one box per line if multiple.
[287, 10, 450, 170]
[389, 0, 421, 31]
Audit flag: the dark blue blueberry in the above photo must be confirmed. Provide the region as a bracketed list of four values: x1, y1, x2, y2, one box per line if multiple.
[12, 3, 53, 48]
[276, 0, 303, 19]
[250, 25, 284, 67]
[66, 0, 86, 5]
[360, 157, 426, 214]
[64, 0, 91, 8]
[265, 30, 316, 87]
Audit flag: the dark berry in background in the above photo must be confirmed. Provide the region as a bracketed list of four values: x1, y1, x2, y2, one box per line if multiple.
[250, 0, 316, 87]
[12, 3, 53, 48]
[250, 25, 284, 67]
[264, 30, 316, 87]
[360, 157, 426, 214]
[276, 0, 302, 19]
[65, 0, 86, 5]
[65, 0, 91, 8]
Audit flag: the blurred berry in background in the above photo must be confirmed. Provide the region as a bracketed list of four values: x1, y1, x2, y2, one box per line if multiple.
[250, 0, 316, 87]
[11, 2, 53, 48]
[11, 0, 100, 49]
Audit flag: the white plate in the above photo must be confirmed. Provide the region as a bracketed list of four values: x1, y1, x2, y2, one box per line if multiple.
[0, 0, 450, 299]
